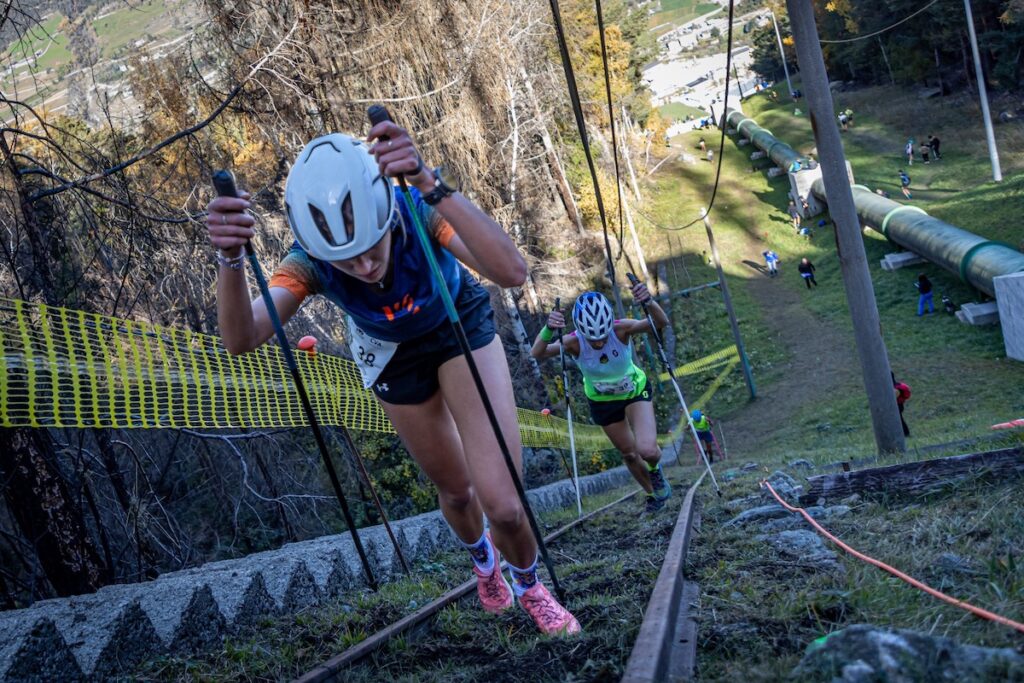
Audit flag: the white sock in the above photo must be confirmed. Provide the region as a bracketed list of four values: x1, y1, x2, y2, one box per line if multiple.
[460, 531, 494, 573]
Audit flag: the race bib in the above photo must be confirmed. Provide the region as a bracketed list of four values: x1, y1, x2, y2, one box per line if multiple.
[592, 376, 636, 395]
[346, 317, 399, 389]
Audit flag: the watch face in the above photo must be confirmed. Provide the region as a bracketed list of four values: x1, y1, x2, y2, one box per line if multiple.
[436, 165, 460, 192]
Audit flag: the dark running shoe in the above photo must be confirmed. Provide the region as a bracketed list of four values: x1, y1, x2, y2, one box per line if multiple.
[641, 495, 666, 516]
[648, 464, 672, 501]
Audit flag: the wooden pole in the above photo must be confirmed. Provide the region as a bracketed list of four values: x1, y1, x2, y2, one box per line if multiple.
[701, 209, 756, 400]
[785, 0, 906, 454]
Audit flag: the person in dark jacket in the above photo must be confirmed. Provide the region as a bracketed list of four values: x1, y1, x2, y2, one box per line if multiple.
[798, 257, 817, 288]
[915, 274, 934, 315]
[928, 135, 941, 160]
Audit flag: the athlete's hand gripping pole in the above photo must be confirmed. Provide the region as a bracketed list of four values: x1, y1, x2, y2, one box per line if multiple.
[626, 272, 721, 496]
[553, 297, 582, 517]
[212, 170, 382, 588]
[367, 105, 568, 601]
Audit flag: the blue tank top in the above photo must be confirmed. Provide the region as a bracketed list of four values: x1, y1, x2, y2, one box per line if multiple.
[291, 186, 463, 342]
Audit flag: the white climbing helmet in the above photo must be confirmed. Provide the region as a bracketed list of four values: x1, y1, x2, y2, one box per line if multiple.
[284, 133, 397, 261]
[573, 292, 615, 341]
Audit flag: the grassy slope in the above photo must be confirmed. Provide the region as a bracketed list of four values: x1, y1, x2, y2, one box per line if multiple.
[642, 85, 1024, 679]
[649, 0, 721, 35]
[640, 82, 1024, 465]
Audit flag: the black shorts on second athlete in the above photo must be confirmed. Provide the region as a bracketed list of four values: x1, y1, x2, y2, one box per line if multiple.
[587, 377, 653, 427]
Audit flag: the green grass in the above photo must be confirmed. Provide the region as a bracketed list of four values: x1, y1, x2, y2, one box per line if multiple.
[2, 13, 72, 73]
[635, 82, 1024, 467]
[692, 458, 1024, 680]
[649, 0, 720, 35]
[658, 101, 706, 122]
[92, 0, 181, 59]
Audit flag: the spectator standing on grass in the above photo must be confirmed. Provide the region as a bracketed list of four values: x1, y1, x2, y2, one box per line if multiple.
[798, 257, 818, 288]
[899, 170, 912, 199]
[905, 138, 915, 166]
[915, 274, 934, 316]
[763, 250, 780, 277]
[844, 108, 854, 127]
[928, 135, 941, 160]
[838, 111, 849, 131]
[788, 199, 801, 231]
[698, 137, 706, 153]
[892, 373, 912, 437]
[920, 142, 931, 164]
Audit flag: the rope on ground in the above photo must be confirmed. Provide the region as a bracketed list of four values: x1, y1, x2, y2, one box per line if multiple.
[760, 480, 1024, 635]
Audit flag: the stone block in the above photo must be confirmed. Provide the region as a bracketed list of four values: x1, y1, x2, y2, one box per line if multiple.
[880, 251, 927, 272]
[0, 615, 83, 682]
[959, 301, 999, 326]
[994, 271, 1024, 361]
[750, 150, 765, 159]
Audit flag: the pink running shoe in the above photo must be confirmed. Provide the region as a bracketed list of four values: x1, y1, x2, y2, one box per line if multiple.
[473, 536, 513, 614]
[518, 583, 582, 636]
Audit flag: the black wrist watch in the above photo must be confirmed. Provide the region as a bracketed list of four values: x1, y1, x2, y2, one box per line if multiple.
[422, 165, 460, 206]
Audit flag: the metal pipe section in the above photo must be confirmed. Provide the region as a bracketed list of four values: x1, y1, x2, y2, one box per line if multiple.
[727, 109, 1024, 297]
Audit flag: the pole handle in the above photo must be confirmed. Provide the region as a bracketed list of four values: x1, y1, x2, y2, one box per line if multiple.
[212, 169, 254, 256]
[212, 169, 239, 198]
[626, 271, 640, 286]
[368, 104, 393, 135]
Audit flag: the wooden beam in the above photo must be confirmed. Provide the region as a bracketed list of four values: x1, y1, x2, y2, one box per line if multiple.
[798, 448, 1023, 505]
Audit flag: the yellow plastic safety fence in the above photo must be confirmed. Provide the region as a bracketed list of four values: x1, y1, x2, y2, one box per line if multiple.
[0, 298, 629, 450]
[656, 344, 738, 384]
[662, 355, 741, 442]
[0, 298, 739, 450]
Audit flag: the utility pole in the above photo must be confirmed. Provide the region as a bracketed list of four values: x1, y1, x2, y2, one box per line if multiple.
[701, 209, 756, 400]
[770, 10, 794, 100]
[963, 0, 1002, 182]
[785, 0, 906, 454]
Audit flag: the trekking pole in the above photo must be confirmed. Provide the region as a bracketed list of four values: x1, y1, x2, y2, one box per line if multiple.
[717, 421, 730, 461]
[212, 170, 379, 589]
[553, 297, 583, 517]
[366, 106, 567, 602]
[626, 272, 721, 496]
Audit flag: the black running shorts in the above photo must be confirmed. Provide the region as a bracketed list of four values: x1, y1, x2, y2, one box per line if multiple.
[371, 273, 495, 405]
[587, 378, 653, 427]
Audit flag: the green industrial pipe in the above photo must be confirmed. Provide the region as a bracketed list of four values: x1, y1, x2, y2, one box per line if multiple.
[727, 108, 1024, 297]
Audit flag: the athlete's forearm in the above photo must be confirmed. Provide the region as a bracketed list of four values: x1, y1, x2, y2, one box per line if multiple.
[431, 194, 527, 287]
[645, 299, 669, 330]
[216, 259, 260, 355]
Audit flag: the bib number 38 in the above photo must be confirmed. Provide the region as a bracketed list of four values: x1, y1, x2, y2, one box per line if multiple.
[346, 317, 399, 389]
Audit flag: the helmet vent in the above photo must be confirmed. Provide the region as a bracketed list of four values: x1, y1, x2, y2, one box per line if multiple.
[308, 204, 337, 247]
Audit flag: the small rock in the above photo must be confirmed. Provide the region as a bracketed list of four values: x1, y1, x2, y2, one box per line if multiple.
[723, 495, 759, 513]
[817, 422, 832, 432]
[839, 493, 862, 506]
[937, 552, 981, 575]
[758, 530, 841, 572]
[761, 470, 804, 503]
[724, 504, 788, 527]
[740, 462, 759, 472]
[721, 468, 741, 481]
[788, 459, 815, 471]
[793, 624, 1024, 681]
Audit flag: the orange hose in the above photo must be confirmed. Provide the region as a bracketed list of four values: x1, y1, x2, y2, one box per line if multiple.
[760, 480, 1024, 634]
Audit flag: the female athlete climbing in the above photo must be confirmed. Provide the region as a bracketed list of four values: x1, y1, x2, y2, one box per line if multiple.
[531, 284, 673, 514]
[205, 121, 579, 636]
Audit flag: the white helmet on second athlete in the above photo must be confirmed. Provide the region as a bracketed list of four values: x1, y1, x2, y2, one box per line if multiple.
[284, 133, 397, 262]
[573, 292, 615, 340]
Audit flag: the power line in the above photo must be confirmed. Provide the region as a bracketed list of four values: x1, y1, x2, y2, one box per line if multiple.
[819, 0, 942, 44]
[646, 0, 737, 232]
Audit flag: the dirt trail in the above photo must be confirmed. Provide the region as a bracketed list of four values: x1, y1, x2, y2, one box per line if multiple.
[713, 182, 861, 462]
